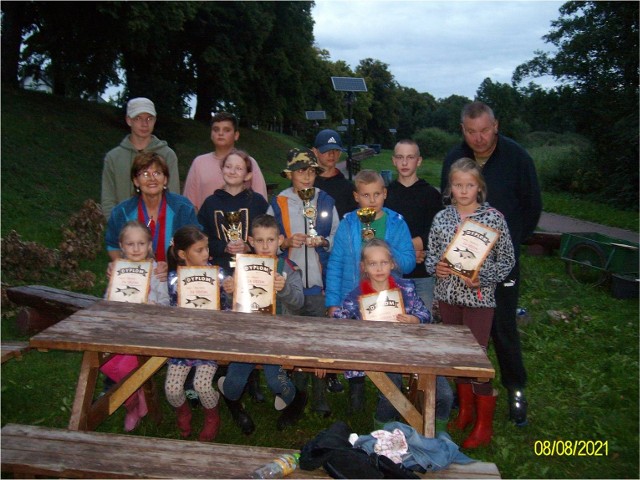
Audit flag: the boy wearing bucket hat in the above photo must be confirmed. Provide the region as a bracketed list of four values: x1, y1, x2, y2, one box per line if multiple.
[101, 97, 180, 218]
[267, 148, 340, 417]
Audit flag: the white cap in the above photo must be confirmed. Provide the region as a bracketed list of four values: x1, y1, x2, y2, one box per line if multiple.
[127, 97, 156, 118]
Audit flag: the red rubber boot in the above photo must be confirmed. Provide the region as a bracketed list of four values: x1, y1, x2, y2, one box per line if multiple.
[462, 391, 498, 449]
[198, 405, 221, 442]
[175, 400, 192, 438]
[448, 383, 475, 431]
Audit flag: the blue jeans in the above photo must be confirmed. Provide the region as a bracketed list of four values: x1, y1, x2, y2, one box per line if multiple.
[413, 276, 435, 313]
[375, 374, 454, 422]
[223, 363, 295, 405]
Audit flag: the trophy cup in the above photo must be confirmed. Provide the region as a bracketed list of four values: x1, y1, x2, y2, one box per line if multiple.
[297, 188, 318, 238]
[357, 207, 377, 241]
[224, 210, 242, 268]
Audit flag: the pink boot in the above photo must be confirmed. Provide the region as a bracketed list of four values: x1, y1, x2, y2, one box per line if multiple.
[124, 393, 142, 432]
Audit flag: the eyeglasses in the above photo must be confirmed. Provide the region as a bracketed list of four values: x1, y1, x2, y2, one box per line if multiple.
[137, 170, 164, 179]
[392, 154, 418, 162]
[366, 260, 391, 269]
[132, 115, 156, 124]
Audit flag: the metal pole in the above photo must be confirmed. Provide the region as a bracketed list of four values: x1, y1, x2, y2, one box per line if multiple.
[347, 92, 354, 181]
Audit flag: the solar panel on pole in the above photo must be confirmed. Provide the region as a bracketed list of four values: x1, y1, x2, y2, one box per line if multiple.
[305, 111, 326, 121]
[331, 77, 368, 92]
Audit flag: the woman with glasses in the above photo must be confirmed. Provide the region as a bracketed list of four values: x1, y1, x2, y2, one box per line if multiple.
[105, 151, 200, 280]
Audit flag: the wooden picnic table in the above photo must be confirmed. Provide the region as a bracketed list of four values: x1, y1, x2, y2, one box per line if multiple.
[29, 300, 494, 437]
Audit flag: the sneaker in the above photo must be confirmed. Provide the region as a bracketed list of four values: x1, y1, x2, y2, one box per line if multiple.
[326, 375, 344, 393]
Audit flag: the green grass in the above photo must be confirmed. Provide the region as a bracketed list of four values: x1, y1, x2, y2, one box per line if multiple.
[1, 88, 638, 478]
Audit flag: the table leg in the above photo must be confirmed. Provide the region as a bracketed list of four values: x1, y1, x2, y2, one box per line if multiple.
[418, 374, 436, 437]
[365, 371, 423, 433]
[68, 351, 100, 431]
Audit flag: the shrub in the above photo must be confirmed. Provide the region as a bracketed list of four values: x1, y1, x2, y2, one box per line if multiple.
[532, 144, 603, 194]
[413, 127, 460, 159]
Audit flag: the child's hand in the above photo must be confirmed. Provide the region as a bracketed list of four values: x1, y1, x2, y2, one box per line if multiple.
[155, 261, 168, 282]
[415, 249, 426, 264]
[463, 277, 481, 289]
[435, 260, 452, 278]
[396, 313, 420, 324]
[274, 273, 286, 292]
[106, 261, 114, 279]
[284, 233, 307, 249]
[314, 368, 327, 378]
[222, 276, 235, 294]
[327, 306, 339, 317]
[306, 235, 326, 248]
[226, 241, 248, 254]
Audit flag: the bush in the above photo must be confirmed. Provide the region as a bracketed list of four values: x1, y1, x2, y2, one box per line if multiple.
[413, 127, 460, 159]
[532, 144, 603, 194]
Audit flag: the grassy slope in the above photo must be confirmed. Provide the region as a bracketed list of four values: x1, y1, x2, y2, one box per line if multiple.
[1, 88, 638, 478]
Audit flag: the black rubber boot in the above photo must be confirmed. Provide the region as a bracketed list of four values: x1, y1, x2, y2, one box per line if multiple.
[508, 388, 528, 427]
[311, 376, 331, 417]
[245, 369, 266, 403]
[277, 390, 308, 430]
[222, 395, 255, 435]
[349, 377, 365, 413]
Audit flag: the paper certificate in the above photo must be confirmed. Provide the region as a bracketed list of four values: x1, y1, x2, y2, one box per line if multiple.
[233, 254, 277, 314]
[107, 260, 152, 304]
[177, 266, 220, 310]
[359, 288, 405, 322]
[443, 219, 500, 281]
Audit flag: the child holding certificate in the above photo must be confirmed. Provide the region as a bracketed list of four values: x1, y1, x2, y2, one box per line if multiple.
[165, 226, 222, 442]
[332, 239, 453, 430]
[425, 157, 515, 449]
[219, 214, 307, 432]
[101, 220, 169, 432]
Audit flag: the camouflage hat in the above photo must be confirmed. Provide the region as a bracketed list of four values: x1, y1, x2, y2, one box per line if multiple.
[281, 148, 325, 178]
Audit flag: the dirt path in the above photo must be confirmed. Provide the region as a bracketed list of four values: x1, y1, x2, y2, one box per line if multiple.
[537, 212, 637, 243]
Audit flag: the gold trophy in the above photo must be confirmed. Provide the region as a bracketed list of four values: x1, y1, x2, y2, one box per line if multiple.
[224, 210, 242, 268]
[357, 207, 377, 241]
[297, 188, 318, 237]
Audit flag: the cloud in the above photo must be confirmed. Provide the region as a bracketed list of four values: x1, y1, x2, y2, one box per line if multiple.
[313, 0, 563, 99]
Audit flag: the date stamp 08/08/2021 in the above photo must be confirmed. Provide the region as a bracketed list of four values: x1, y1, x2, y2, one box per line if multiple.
[534, 440, 609, 456]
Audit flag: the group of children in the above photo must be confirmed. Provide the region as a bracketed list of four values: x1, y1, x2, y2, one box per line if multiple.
[107, 121, 515, 450]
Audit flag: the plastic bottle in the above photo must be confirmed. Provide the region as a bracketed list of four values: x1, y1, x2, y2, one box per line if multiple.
[250, 453, 300, 479]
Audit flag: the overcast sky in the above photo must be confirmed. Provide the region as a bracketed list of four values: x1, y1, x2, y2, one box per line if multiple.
[312, 0, 564, 100]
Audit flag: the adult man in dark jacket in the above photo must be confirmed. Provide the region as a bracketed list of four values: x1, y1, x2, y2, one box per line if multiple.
[441, 101, 542, 426]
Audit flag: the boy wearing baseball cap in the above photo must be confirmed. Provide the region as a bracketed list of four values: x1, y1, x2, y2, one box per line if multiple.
[312, 129, 357, 219]
[101, 97, 180, 218]
[267, 148, 340, 417]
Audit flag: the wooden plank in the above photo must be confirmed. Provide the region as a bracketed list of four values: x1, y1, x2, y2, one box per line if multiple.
[30, 300, 494, 378]
[419, 374, 436, 437]
[1, 424, 500, 479]
[1, 341, 30, 364]
[69, 351, 100, 431]
[366, 371, 423, 431]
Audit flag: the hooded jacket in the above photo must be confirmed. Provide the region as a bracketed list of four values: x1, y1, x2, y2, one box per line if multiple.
[101, 135, 180, 218]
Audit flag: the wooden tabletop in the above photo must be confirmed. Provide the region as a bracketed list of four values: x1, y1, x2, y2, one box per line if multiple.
[30, 300, 494, 379]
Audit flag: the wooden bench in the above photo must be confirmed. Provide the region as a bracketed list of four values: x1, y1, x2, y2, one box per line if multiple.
[1, 341, 30, 364]
[5, 284, 99, 334]
[523, 231, 562, 256]
[1, 424, 500, 479]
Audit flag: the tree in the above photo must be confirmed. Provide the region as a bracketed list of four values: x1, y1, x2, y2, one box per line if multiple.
[355, 58, 399, 146]
[513, 1, 639, 207]
[395, 87, 437, 139]
[476, 78, 529, 141]
[428, 94, 472, 133]
[17, 2, 121, 98]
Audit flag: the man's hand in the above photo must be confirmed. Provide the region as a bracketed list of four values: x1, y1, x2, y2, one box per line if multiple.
[284, 233, 308, 249]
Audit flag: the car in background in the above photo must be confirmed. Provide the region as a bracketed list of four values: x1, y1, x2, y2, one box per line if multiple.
[367, 144, 381, 154]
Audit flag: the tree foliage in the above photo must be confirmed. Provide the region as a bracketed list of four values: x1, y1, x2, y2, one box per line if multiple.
[513, 1, 639, 207]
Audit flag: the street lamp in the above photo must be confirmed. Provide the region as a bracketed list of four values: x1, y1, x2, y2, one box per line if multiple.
[331, 76, 367, 180]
